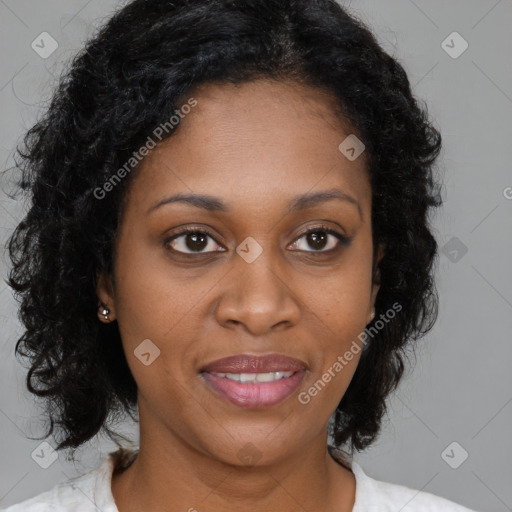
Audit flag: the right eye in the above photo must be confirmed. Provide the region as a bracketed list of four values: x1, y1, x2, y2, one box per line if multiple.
[164, 227, 226, 255]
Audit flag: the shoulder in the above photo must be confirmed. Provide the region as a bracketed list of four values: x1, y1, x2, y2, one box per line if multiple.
[1, 474, 94, 512]
[2, 482, 75, 512]
[351, 461, 479, 512]
[0, 448, 133, 512]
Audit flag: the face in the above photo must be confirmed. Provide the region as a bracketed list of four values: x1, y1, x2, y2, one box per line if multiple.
[97, 79, 384, 466]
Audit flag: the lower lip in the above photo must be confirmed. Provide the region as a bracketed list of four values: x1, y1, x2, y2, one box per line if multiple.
[200, 370, 306, 408]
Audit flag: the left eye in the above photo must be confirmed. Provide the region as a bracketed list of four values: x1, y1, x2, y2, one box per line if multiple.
[289, 227, 348, 252]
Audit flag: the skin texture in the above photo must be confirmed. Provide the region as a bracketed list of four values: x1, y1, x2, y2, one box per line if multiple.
[97, 79, 384, 512]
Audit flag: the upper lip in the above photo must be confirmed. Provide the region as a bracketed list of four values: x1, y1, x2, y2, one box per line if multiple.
[200, 353, 308, 374]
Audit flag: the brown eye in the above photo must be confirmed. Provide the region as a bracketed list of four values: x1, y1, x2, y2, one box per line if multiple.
[165, 228, 224, 254]
[289, 226, 350, 253]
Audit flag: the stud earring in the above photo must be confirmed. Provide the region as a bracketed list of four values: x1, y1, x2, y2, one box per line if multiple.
[369, 309, 375, 322]
[100, 306, 110, 321]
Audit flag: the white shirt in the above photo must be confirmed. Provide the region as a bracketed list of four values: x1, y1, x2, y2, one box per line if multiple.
[2, 447, 478, 512]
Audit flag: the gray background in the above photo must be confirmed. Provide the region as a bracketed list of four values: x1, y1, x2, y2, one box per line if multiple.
[0, 1, 511, 511]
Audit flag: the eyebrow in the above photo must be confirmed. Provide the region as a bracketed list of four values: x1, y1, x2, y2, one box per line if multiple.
[146, 188, 362, 219]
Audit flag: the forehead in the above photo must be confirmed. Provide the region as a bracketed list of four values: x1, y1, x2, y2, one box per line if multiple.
[125, 79, 371, 220]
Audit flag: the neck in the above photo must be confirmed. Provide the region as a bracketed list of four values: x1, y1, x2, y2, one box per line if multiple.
[111, 437, 355, 512]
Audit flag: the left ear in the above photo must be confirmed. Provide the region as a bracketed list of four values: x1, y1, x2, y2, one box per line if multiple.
[96, 270, 117, 323]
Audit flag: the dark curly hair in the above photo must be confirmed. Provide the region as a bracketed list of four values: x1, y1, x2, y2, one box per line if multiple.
[5, 0, 443, 460]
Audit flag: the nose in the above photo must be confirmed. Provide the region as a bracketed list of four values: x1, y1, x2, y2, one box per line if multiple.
[214, 252, 301, 335]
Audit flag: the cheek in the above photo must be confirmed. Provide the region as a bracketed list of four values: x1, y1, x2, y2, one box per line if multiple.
[319, 294, 369, 370]
[301, 266, 371, 396]
[308, 261, 373, 333]
[112, 232, 196, 339]
[112, 239, 226, 391]
[299, 233, 374, 320]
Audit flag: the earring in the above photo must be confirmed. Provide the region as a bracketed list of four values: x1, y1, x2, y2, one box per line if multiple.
[369, 309, 375, 322]
[100, 306, 110, 321]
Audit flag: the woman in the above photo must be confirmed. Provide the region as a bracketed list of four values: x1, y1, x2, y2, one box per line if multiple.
[4, 0, 478, 510]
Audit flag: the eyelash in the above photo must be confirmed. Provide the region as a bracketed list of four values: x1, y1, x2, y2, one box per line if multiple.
[164, 224, 351, 256]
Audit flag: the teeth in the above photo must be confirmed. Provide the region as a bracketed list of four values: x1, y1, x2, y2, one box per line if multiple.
[212, 371, 294, 383]
[255, 371, 294, 382]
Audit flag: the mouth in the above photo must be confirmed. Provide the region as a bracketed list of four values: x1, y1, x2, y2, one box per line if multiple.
[199, 353, 308, 409]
